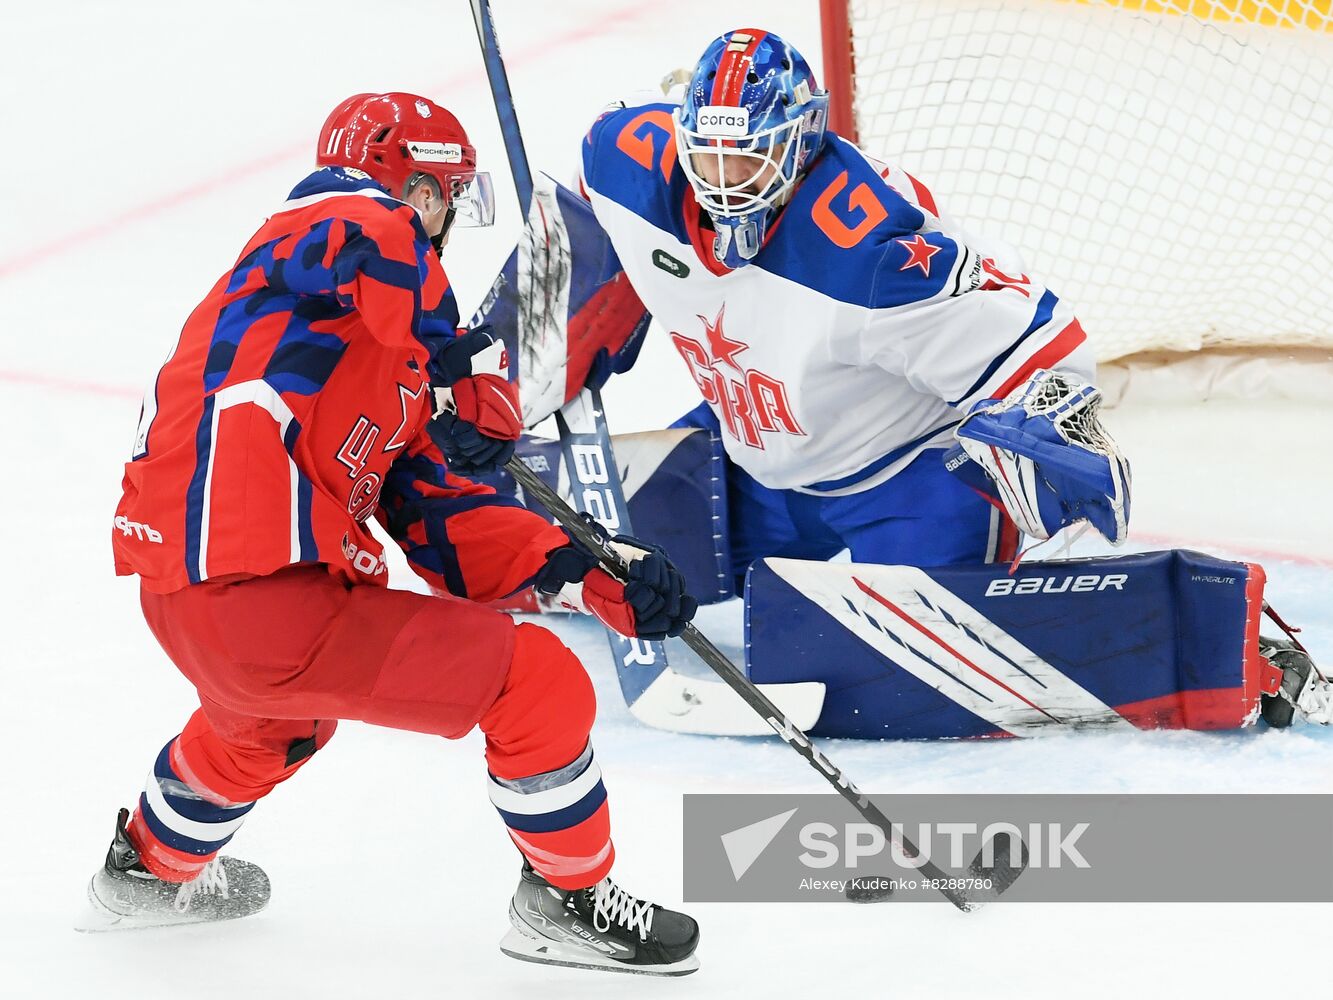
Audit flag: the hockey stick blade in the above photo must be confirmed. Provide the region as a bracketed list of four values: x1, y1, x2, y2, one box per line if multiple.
[630, 666, 824, 736]
[506, 456, 1000, 912]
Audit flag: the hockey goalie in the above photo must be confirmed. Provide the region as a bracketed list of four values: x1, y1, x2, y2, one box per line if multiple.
[476, 27, 1331, 739]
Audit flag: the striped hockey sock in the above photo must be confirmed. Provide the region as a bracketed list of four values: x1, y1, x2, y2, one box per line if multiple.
[127, 738, 255, 883]
[487, 742, 614, 889]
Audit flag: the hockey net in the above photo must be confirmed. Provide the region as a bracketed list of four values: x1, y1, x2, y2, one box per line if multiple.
[820, 0, 1333, 397]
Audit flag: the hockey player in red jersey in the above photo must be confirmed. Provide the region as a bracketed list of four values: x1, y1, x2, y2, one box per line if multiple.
[87, 93, 700, 976]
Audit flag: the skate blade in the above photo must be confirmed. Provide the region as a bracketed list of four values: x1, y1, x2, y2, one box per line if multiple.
[74, 879, 265, 933]
[74, 898, 133, 934]
[499, 927, 699, 977]
[74, 904, 220, 934]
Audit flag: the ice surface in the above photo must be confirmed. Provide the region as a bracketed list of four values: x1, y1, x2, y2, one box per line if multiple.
[1, 2, 1330, 997]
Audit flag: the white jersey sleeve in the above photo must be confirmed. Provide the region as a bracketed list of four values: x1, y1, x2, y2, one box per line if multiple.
[838, 159, 1095, 409]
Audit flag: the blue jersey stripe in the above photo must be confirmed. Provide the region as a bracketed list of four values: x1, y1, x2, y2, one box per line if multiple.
[948, 289, 1059, 407]
[804, 420, 960, 493]
[297, 474, 317, 562]
[183, 394, 216, 584]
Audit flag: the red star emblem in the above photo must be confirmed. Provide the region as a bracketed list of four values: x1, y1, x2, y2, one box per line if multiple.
[701, 306, 748, 372]
[896, 234, 941, 277]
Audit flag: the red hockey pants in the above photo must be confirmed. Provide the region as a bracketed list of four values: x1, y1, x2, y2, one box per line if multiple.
[129, 564, 613, 888]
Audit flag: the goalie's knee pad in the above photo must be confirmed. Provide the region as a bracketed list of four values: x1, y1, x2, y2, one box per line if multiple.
[747, 549, 1270, 738]
[480, 623, 596, 781]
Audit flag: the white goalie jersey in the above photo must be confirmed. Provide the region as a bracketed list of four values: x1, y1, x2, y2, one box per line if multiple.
[579, 100, 1095, 496]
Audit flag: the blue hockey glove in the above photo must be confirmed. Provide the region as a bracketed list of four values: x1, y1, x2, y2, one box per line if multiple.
[948, 369, 1131, 544]
[429, 412, 516, 474]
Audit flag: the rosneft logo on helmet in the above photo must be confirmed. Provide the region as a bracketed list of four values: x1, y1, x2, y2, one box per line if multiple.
[408, 141, 463, 164]
[696, 106, 751, 138]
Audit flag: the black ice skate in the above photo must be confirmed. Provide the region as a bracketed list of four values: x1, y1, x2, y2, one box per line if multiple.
[500, 862, 700, 976]
[1259, 636, 1332, 728]
[76, 808, 270, 932]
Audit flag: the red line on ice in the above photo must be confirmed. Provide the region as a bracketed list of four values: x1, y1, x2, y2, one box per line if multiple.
[1127, 531, 1332, 569]
[0, 2, 655, 282]
[0, 369, 142, 400]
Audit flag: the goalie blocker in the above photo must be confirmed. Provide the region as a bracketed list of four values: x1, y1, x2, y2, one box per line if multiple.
[747, 550, 1329, 738]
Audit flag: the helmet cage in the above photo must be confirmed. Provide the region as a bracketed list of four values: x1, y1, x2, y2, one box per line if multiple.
[674, 111, 806, 219]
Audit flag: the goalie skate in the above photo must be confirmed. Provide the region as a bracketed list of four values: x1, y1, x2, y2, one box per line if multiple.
[76, 808, 270, 933]
[1260, 637, 1332, 727]
[499, 863, 699, 976]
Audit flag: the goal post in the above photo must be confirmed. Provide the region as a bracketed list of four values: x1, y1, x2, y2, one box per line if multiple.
[819, 0, 859, 141]
[818, 0, 1333, 394]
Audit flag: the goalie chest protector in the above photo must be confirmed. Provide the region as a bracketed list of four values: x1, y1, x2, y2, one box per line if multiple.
[745, 550, 1267, 738]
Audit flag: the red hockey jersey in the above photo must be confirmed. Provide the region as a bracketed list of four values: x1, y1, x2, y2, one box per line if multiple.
[114, 168, 565, 597]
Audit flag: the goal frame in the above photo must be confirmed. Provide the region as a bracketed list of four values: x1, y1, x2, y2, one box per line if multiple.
[818, 0, 859, 142]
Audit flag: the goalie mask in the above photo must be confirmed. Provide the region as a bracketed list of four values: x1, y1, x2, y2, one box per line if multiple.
[675, 29, 829, 269]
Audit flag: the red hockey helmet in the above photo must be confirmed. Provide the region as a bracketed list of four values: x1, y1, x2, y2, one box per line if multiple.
[317, 93, 492, 226]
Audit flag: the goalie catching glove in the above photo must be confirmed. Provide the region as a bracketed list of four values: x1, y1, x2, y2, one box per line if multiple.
[534, 514, 698, 641]
[427, 327, 523, 474]
[946, 369, 1131, 545]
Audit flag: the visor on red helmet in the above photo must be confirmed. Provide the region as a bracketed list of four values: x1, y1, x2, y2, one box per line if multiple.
[317, 92, 494, 227]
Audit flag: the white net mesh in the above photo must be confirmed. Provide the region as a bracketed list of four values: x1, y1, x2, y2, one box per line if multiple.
[843, 0, 1333, 361]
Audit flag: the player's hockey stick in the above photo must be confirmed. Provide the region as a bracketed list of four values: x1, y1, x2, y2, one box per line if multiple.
[469, 0, 823, 735]
[468, 0, 668, 715]
[546, 391, 825, 735]
[468, 0, 533, 209]
[506, 456, 1025, 912]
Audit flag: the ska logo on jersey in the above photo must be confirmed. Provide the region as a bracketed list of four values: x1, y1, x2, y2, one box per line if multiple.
[896, 234, 942, 276]
[669, 307, 804, 450]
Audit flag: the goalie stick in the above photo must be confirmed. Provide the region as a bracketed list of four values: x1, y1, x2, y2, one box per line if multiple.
[468, 0, 823, 735]
[506, 456, 1026, 912]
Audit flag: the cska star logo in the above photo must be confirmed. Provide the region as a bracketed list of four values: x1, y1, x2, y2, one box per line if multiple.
[896, 234, 941, 277]
[670, 307, 804, 450]
[702, 307, 748, 371]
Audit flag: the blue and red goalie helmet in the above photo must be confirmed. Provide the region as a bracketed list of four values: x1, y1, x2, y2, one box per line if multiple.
[675, 29, 831, 268]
